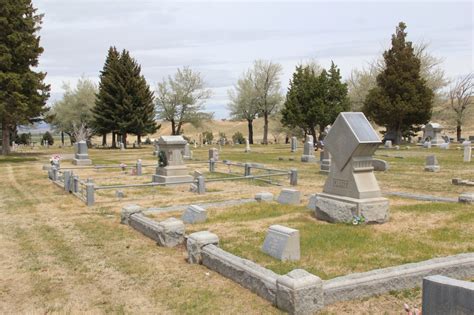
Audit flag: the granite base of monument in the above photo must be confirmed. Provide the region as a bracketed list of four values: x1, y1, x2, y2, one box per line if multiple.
[314, 193, 389, 224]
[152, 166, 193, 185]
[301, 155, 318, 163]
[72, 158, 92, 165]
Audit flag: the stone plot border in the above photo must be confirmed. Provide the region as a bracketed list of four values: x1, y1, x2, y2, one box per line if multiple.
[120, 205, 474, 314]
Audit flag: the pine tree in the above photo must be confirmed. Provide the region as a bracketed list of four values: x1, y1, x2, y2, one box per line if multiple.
[0, 0, 50, 155]
[93, 46, 120, 147]
[281, 62, 350, 140]
[363, 22, 434, 144]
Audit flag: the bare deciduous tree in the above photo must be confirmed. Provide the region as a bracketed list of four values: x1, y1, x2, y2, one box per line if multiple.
[155, 66, 213, 135]
[448, 73, 474, 141]
[72, 122, 93, 143]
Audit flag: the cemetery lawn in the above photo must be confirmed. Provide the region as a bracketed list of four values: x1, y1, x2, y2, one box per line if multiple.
[1, 143, 473, 314]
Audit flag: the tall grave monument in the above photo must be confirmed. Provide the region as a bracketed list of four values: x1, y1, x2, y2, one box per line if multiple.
[301, 135, 317, 163]
[313, 112, 389, 224]
[152, 136, 193, 185]
[422, 122, 445, 147]
[72, 141, 92, 165]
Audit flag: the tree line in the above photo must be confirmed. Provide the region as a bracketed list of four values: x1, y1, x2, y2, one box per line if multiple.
[1, 0, 473, 155]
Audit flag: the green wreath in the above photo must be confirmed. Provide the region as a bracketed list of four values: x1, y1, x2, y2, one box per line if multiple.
[158, 150, 168, 167]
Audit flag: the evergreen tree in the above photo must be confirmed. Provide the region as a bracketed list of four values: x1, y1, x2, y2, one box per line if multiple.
[363, 22, 434, 144]
[0, 0, 50, 155]
[93, 46, 120, 147]
[281, 62, 349, 140]
[115, 50, 158, 146]
[93, 48, 158, 147]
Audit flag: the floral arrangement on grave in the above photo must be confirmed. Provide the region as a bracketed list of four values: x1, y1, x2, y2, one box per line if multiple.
[351, 215, 366, 225]
[50, 154, 61, 167]
[119, 163, 127, 171]
[158, 150, 168, 167]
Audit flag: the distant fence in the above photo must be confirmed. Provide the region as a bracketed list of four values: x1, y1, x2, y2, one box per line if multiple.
[46, 159, 297, 206]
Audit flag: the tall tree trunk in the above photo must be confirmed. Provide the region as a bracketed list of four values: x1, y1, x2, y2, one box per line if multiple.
[123, 133, 127, 149]
[247, 119, 254, 144]
[171, 120, 176, 135]
[61, 131, 64, 146]
[263, 112, 269, 145]
[112, 132, 116, 148]
[456, 122, 462, 142]
[137, 134, 141, 145]
[102, 134, 107, 146]
[1, 119, 11, 155]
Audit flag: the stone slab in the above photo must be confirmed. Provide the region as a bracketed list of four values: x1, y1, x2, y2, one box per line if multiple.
[372, 159, 389, 171]
[128, 213, 185, 247]
[182, 205, 207, 224]
[277, 189, 301, 205]
[255, 192, 274, 202]
[202, 244, 279, 303]
[276, 269, 323, 315]
[121, 204, 143, 225]
[422, 275, 474, 315]
[187, 231, 219, 264]
[72, 158, 92, 165]
[262, 225, 300, 261]
[459, 193, 474, 204]
[323, 253, 474, 305]
[152, 174, 194, 185]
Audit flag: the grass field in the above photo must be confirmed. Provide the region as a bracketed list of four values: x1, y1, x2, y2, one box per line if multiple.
[1, 143, 473, 314]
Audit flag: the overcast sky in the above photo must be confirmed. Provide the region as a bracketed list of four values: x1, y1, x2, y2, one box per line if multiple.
[35, 0, 473, 118]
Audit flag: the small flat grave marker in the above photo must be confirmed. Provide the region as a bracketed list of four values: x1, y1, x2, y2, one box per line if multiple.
[262, 225, 300, 261]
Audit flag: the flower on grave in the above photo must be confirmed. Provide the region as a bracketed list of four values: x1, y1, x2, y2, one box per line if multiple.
[50, 154, 61, 166]
[351, 215, 366, 225]
[119, 163, 127, 171]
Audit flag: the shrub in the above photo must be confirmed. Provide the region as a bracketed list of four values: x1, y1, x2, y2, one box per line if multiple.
[42, 131, 54, 145]
[18, 133, 32, 145]
[232, 132, 245, 144]
[202, 131, 213, 144]
[144, 137, 152, 145]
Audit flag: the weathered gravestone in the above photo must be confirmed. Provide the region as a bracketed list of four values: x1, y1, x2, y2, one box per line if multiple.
[255, 192, 274, 202]
[209, 148, 219, 161]
[277, 188, 300, 205]
[372, 158, 389, 171]
[153, 140, 159, 156]
[424, 155, 440, 172]
[183, 143, 192, 160]
[301, 135, 317, 163]
[313, 112, 389, 224]
[422, 122, 445, 146]
[262, 225, 300, 261]
[384, 140, 392, 149]
[319, 150, 331, 174]
[290, 137, 297, 152]
[182, 205, 207, 224]
[463, 141, 472, 162]
[152, 136, 193, 185]
[72, 141, 92, 165]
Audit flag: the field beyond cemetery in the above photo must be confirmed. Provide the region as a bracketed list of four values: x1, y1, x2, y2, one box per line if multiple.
[1, 143, 473, 314]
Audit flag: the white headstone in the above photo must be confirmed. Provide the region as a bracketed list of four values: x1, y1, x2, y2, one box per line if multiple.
[424, 155, 440, 172]
[463, 141, 472, 162]
[384, 140, 392, 148]
[182, 205, 207, 224]
[290, 137, 297, 152]
[245, 139, 251, 152]
[262, 225, 300, 261]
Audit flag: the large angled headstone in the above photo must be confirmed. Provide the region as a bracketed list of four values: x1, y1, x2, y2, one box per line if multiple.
[422, 122, 445, 146]
[152, 136, 193, 185]
[313, 112, 389, 224]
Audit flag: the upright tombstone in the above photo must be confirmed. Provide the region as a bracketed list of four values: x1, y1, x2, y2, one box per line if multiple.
[463, 141, 472, 162]
[152, 136, 193, 185]
[245, 139, 251, 153]
[313, 112, 389, 224]
[209, 148, 219, 161]
[422, 122, 445, 146]
[319, 150, 331, 174]
[183, 143, 192, 160]
[384, 140, 392, 149]
[262, 225, 300, 261]
[423, 140, 432, 148]
[290, 137, 297, 152]
[301, 135, 317, 163]
[72, 141, 92, 165]
[425, 155, 440, 172]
